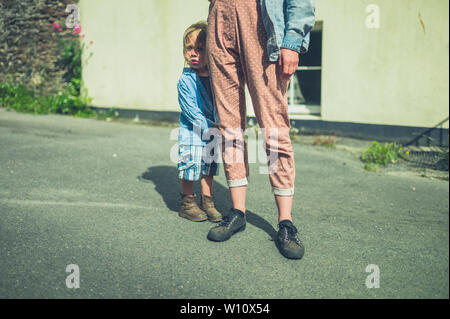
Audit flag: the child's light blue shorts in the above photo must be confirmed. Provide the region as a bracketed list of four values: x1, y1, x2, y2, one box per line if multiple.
[178, 144, 220, 181]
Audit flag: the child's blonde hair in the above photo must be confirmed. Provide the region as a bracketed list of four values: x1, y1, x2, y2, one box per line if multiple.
[182, 20, 208, 57]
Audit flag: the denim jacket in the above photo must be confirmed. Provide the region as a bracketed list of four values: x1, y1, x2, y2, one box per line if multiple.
[178, 68, 217, 146]
[261, 0, 316, 62]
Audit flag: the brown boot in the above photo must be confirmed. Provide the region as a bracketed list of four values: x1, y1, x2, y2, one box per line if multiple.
[179, 193, 208, 222]
[200, 194, 223, 223]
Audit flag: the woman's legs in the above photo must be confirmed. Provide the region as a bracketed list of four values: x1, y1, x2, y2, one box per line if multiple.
[229, 185, 247, 213]
[275, 195, 293, 222]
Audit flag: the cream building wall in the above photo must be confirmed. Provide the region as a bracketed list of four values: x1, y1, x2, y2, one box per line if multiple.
[316, 0, 449, 129]
[80, 0, 449, 129]
[79, 0, 209, 112]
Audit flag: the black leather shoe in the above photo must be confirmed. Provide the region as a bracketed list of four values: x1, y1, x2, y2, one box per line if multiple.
[276, 220, 305, 260]
[207, 208, 246, 242]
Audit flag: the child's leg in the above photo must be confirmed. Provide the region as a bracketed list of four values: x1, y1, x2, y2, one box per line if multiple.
[181, 179, 194, 196]
[178, 144, 202, 195]
[200, 175, 213, 197]
[178, 145, 208, 221]
[200, 150, 223, 222]
[200, 140, 220, 197]
[199, 175, 223, 222]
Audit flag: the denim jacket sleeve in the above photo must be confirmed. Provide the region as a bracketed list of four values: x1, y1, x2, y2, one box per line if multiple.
[281, 0, 316, 53]
[178, 79, 215, 133]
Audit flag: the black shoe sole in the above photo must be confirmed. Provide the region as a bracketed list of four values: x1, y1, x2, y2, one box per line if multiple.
[279, 248, 305, 260]
[207, 224, 246, 242]
[276, 241, 305, 260]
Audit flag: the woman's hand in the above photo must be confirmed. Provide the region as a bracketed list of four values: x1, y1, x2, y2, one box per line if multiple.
[278, 48, 299, 80]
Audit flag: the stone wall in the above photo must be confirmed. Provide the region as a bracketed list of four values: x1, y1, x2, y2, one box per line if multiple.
[0, 0, 80, 96]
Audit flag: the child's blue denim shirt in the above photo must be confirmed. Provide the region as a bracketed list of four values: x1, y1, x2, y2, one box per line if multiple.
[261, 0, 316, 62]
[178, 68, 218, 147]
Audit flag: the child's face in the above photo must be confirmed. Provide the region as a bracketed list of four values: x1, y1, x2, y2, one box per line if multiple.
[184, 30, 208, 73]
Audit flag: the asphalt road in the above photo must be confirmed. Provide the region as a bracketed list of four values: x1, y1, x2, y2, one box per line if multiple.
[0, 108, 448, 299]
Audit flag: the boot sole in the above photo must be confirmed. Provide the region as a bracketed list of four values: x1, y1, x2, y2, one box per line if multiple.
[208, 216, 223, 223]
[200, 207, 223, 223]
[179, 212, 208, 222]
[207, 224, 246, 242]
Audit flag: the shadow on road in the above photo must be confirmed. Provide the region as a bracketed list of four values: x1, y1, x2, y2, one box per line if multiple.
[139, 165, 278, 241]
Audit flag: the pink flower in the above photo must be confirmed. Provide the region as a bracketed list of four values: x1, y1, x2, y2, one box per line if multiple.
[58, 28, 63, 32]
[52, 22, 60, 31]
[79, 34, 86, 38]
[72, 24, 82, 35]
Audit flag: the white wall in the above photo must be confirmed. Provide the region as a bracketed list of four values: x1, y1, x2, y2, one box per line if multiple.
[80, 0, 210, 111]
[316, 0, 449, 128]
[80, 0, 449, 129]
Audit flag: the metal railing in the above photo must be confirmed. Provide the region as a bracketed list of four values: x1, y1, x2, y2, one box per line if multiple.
[405, 117, 449, 147]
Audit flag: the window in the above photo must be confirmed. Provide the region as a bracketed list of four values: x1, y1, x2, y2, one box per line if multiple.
[288, 21, 323, 115]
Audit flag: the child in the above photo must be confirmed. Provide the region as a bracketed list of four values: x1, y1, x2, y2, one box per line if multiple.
[177, 21, 222, 223]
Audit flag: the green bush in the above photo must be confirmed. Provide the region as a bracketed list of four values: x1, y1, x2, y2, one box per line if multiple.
[0, 23, 95, 117]
[360, 141, 408, 169]
[0, 81, 94, 117]
[58, 37, 83, 95]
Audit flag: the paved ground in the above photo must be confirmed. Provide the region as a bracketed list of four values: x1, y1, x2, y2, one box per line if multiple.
[0, 107, 448, 299]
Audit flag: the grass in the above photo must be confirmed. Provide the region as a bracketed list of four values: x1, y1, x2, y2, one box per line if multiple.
[288, 124, 337, 148]
[0, 81, 121, 121]
[312, 135, 336, 148]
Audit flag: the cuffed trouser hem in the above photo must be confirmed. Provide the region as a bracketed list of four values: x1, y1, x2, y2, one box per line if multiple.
[272, 187, 295, 196]
[227, 178, 248, 188]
